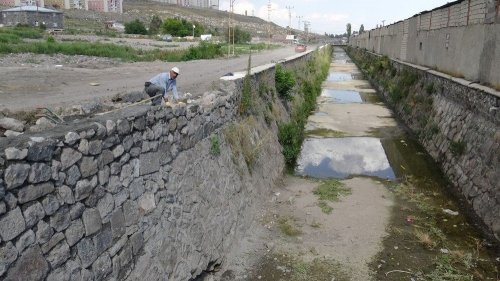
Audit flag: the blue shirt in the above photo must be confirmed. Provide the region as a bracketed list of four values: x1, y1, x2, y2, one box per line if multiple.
[149, 72, 179, 100]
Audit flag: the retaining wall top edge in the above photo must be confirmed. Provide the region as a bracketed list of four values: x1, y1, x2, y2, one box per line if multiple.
[426, 69, 453, 80]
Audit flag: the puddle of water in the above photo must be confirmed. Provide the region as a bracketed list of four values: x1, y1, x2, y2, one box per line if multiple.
[321, 89, 362, 103]
[327, 72, 352, 82]
[312, 111, 328, 116]
[296, 137, 396, 180]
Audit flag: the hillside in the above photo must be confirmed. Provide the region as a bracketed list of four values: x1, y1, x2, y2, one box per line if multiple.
[61, 0, 293, 39]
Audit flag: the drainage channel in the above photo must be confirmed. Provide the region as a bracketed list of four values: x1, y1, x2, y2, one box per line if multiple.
[243, 47, 499, 280]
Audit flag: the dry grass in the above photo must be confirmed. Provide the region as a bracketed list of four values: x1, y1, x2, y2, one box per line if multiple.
[414, 229, 436, 249]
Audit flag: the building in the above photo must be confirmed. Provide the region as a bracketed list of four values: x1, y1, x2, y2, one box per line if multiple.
[0, 0, 45, 7]
[0, 5, 63, 28]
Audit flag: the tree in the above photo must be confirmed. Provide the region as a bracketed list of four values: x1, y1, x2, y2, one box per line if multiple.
[225, 26, 251, 44]
[161, 18, 205, 37]
[149, 15, 162, 35]
[359, 24, 365, 34]
[125, 19, 147, 35]
[346, 23, 351, 42]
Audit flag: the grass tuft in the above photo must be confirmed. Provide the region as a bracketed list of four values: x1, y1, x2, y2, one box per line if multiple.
[313, 180, 351, 201]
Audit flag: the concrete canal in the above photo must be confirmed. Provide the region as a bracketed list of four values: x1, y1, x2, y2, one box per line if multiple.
[217, 47, 499, 281]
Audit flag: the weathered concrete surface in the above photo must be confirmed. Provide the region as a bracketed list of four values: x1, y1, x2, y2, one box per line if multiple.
[349, 0, 500, 89]
[348, 47, 500, 241]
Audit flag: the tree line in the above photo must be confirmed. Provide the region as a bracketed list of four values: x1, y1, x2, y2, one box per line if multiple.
[124, 16, 252, 44]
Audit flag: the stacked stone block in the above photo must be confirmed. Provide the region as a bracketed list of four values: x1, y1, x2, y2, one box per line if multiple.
[0, 49, 316, 280]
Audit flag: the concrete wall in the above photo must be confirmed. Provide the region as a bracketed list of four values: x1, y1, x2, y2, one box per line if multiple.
[350, 0, 500, 88]
[0, 48, 322, 280]
[347, 47, 500, 241]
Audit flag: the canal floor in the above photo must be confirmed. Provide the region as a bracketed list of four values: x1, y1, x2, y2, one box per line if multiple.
[217, 47, 499, 281]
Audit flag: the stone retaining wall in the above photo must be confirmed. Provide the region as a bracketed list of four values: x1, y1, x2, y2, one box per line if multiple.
[0, 48, 318, 281]
[347, 47, 500, 240]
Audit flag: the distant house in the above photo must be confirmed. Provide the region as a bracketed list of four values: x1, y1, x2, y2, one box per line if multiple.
[0, 5, 63, 28]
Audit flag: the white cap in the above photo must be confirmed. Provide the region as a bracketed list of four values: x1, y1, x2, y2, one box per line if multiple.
[171, 67, 180, 75]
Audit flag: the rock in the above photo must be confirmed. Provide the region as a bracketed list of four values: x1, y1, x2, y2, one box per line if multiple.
[122, 200, 139, 227]
[42, 194, 60, 216]
[50, 205, 70, 232]
[70, 202, 85, 220]
[64, 132, 80, 145]
[17, 182, 55, 204]
[46, 241, 70, 268]
[92, 253, 112, 281]
[106, 120, 116, 135]
[4, 245, 48, 281]
[58, 185, 75, 204]
[116, 119, 130, 135]
[78, 139, 89, 154]
[29, 117, 56, 132]
[27, 139, 56, 161]
[3, 130, 24, 137]
[110, 208, 125, 239]
[65, 165, 81, 186]
[88, 140, 103, 155]
[129, 231, 143, 255]
[138, 193, 156, 214]
[75, 178, 94, 201]
[65, 219, 84, 247]
[97, 193, 114, 220]
[4, 163, 30, 189]
[23, 202, 45, 228]
[35, 220, 53, 245]
[60, 148, 82, 170]
[77, 237, 97, 268]
[0, 242, 18, 276]
[82, 208, 102, 236]
[0, 207, 26, 241]
[15, 230, 35, 253]
[4, 147, 28, 160]
[93, 224, 112, 256]
[28, 163, 52, 183]
[80, 156, 98, 178]
[0, 117, 24, 132]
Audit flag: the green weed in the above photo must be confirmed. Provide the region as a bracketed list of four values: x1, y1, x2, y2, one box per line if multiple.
[210, 135, 220, 156]
[318, 201, 333, 214]
[275, 64, 296, 101]
[313, 180, 351, 201]
[278, 218, 302, 236]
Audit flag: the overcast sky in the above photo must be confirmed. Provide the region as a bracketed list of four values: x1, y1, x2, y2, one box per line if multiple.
[219, 0, 451, 34]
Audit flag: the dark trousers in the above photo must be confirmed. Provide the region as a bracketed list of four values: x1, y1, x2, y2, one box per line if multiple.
[144, 82, 163, 106]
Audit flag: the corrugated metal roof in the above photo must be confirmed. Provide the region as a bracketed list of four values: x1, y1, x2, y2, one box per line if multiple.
[1, 5, 62, 13]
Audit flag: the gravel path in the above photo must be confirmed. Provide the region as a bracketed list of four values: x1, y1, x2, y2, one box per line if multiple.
[0, 45, 299, 111]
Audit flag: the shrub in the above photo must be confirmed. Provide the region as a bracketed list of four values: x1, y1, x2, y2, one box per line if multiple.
[275, 64, 295, 101]
[46, 36, 55, 43]
[181, 42, 223, 60]
[124, 19, 147, 35]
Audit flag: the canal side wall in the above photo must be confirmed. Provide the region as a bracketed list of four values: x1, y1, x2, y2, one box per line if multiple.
[348, 0, 500, 89]
[346, 47, 500, 241]
[0, 49, 319, 281]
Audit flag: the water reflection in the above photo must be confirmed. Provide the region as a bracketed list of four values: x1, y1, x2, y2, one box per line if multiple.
[321, 89, 362, 103]
[296, 137, 395, 180]
[327, 72, 352, 81]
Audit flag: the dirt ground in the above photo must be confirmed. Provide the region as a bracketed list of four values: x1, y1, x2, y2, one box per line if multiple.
[215, 176, 394, 281]
[0, 41, 298, 112]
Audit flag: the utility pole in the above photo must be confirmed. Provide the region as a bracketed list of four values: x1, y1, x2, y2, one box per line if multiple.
[231, 0, 236, 56]
[381, 20, 385, 26]
[303, 20, 310, 43]
[285, 5, 293, 34]
[267, 0, 271, 45]
[296, 15, 303, 30]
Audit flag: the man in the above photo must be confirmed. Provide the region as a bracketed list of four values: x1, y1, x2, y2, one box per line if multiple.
[144, 67, 180, 105]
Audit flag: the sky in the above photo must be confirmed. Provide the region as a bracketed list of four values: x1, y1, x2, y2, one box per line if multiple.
[219, 0, 452, 35]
